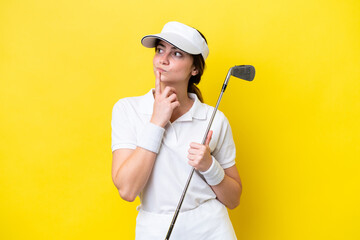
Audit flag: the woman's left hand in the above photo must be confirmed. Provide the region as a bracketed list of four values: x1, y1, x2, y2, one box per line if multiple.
[187, 131, 213, 172]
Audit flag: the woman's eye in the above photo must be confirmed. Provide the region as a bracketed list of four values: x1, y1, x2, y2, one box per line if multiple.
[156, 48, 164, 53]
[174, 52, 182, 57]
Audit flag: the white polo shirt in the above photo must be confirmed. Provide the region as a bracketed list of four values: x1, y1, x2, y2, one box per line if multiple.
[111, 89, 236, 214]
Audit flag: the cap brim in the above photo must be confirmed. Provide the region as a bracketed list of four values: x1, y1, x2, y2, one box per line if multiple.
[141, 33, 202, 56]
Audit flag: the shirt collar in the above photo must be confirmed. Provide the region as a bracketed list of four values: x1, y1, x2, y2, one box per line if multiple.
[139, 89, 207, 121]
[187, 92, 207, 120]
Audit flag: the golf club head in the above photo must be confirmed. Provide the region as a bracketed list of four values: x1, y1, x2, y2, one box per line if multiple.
[231, 65, 255, 81]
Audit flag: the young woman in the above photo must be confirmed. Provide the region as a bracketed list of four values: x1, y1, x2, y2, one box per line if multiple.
[111, 21, 242, 239]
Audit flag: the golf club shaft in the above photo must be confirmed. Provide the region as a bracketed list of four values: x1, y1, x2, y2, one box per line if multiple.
[164, 73, 230, 240]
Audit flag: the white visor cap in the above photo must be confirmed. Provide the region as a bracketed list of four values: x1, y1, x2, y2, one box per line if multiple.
[141, 21, 209, 60]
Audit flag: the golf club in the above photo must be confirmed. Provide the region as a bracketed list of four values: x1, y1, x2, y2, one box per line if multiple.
[165, 65, 255, 239]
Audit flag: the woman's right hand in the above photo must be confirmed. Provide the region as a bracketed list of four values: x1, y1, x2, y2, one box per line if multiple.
[150, 71, 180, 127]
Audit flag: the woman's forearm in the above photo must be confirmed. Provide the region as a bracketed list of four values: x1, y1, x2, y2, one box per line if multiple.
[210, 166, 242, 209]
[112, 147, 157, 202]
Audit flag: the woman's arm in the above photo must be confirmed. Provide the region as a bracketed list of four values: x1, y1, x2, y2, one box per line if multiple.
[112, 71, 180, 202]
[210, 165, 242, 209]
[188, 131, 242, 209]
[112, 148, 157, 202]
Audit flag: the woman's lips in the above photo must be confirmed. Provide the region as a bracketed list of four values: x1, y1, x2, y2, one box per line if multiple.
[156, 67, 167, 73]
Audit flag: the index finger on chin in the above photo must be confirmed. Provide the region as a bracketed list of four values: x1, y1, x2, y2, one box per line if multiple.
[155, 71, 161, 95]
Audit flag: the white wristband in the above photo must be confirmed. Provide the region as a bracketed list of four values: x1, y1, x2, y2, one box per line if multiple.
[137, 122, 165, 154]
[200, 156, 225, 186]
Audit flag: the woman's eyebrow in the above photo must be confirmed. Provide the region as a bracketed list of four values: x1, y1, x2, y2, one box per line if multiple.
[157, 42, 182, 51]
[171, 46, 186, 53]
[157, 43, 166, 48]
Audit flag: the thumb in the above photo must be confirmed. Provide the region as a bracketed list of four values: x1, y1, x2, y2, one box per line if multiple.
[205, 130, 213, 146]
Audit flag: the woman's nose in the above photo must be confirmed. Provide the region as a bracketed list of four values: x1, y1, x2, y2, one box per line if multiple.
[159, 53, 169, 65]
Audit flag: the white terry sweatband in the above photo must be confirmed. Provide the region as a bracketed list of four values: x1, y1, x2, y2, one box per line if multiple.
[137, 122, 165, 154]
[200, 156, 225, 186]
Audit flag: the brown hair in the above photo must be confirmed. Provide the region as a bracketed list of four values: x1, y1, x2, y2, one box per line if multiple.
[188, 53, 205, 102]
[187, 30, 206, 102]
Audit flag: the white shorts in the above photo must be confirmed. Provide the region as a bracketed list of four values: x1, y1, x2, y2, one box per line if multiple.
[135, 199, 237, 240]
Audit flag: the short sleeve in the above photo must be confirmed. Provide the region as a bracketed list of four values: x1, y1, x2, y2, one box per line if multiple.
[111, 100, 137, 152]
[211, 112, 236, 169]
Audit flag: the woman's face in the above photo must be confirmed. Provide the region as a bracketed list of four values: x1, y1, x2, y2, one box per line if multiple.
[153, 40, 196, 85]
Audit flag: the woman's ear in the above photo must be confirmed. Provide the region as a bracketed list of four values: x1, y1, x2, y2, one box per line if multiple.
[192, 68, 199, 76]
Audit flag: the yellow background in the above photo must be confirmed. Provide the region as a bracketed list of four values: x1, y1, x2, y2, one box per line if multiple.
[1, 0, 359, 239]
